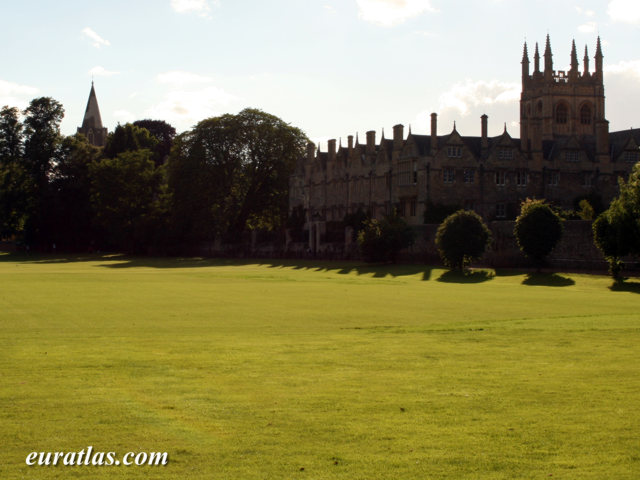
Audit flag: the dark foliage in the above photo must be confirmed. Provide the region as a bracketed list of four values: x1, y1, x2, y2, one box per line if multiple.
[435, 210, 491, 271]
[514, 199, 563, 268]
[358, 212, 415, 263]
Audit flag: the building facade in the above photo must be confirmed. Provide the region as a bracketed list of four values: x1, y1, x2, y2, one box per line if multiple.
[289, 36, 640, 248]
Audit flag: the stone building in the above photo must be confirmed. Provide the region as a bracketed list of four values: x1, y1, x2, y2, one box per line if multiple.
[77, 82, 108, 147]
[289, 36, 640, 249]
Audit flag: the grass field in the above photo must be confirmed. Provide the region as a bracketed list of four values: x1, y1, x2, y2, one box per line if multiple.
[0, 253, 639, 479]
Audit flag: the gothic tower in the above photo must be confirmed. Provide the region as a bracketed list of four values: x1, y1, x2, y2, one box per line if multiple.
[520, 35, 608, 158]
[77, 82, 108, 147]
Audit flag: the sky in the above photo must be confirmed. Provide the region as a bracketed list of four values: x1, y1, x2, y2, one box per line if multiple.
[1, 0, 640, 149]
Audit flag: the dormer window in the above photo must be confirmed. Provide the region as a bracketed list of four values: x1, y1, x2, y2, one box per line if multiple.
[447, 146, 462, 158]
[565, 151, 579, 162]
[497, 149, 513, 160]
[623, 150, 639, 163]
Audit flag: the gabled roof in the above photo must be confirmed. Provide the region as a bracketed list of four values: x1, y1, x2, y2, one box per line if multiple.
[609, 128, 640, 159]
[542, 136, 597, 162]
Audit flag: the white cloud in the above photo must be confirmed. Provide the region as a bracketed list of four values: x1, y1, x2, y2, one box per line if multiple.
[578, 21, 597, 33]
[576, 6, 595, 17]
[170, 0, 218, 17]
[82, 27, 110, 48]
[323, 4, 337, 15]
[146, 84, 239, 131]
[0, 78, 39, 109]
[605, 60, 640, 130]
[157, 71, 213, 86]
[438, 79, 520, 116]
[413, 30, 437, 37]
[355, 0, 436, 27]
[607, 0, 640, 24]
[113, 110, 135, 123]
[411, 79, 520, 137]
[89, 66, 119, 77]
[606, 59, 640, 79]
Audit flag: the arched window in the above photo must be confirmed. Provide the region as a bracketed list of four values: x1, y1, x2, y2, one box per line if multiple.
[580, 104, 592, 125]
[556, 103, 568, 124]
[537, 100, 543, 113]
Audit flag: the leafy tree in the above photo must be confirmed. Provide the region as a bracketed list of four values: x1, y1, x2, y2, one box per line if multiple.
[423, 201, 460, 224]
[168, 108, 307, 246]
[343, 207, 369, 240]
[435, 210, 491, 271]
[593, 165, 640, 279]
[577, 199, 595, 220]
[0, 106, 28, 238]
[514, 199, 563, 268]
[48, 135, 101, 250]
[103, 123, 158, 159]
[0, 106, 23, 163]
[90, 149, 167, 253]
[22, 97, 65, 245]
[357, 212, 415, 263]
[133, 119, 176, 165]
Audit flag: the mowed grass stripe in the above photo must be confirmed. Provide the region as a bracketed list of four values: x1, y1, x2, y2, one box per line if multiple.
[0, 254, 638, 479]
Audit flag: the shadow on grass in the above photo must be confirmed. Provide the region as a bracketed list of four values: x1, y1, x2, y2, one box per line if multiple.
[522, 273, 575, 287]
[436, 269, 494, 284]
[608, 280, 640, 294]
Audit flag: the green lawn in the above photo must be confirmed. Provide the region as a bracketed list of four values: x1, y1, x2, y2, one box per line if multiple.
[0, 254, 638, 479]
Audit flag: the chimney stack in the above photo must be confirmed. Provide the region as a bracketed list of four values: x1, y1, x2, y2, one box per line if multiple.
[430, 113, 438, 151]
[348, 135, 354, 153]
[328, 139, 336, 161]
[481, 114, 488, 149]
[366, 130, 376, 154]
[393, 124, 404, 150]
[306, 142, 315, 162]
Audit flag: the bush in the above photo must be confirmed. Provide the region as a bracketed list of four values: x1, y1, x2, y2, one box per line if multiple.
[435, 210, 491, 271]
[593, 198, 638, 280]
[423, 201, 460, 224]
[514, 199, 563, 268]
[357, 213, 415, 263]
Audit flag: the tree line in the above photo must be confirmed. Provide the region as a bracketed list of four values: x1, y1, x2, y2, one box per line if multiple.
[0, 98, 307, 254]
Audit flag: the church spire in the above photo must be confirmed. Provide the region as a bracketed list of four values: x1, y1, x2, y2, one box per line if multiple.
[77, 82, 108, 147]
[81, 82, 104, 131]
[534, 42, 540, 74]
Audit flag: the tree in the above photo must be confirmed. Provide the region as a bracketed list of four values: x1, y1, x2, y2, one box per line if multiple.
[0, 106, 28, 239]
[90, 149, 168, 253]
[22, 97, 65, 245]
[48, 135, 101, 250]
[357, 212, 416, 263]
[593, 165, 640, 279]
[0, 106, 23, 163]
[168, 108, 307, 246]
[103, 123, 158, 159]
[133, 119, 176, 165]
[514, 199, 563, 268]
[435, 210, 492, 271]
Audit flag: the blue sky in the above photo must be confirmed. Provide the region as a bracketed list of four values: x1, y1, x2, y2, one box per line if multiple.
[1, 0, 639, 148]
